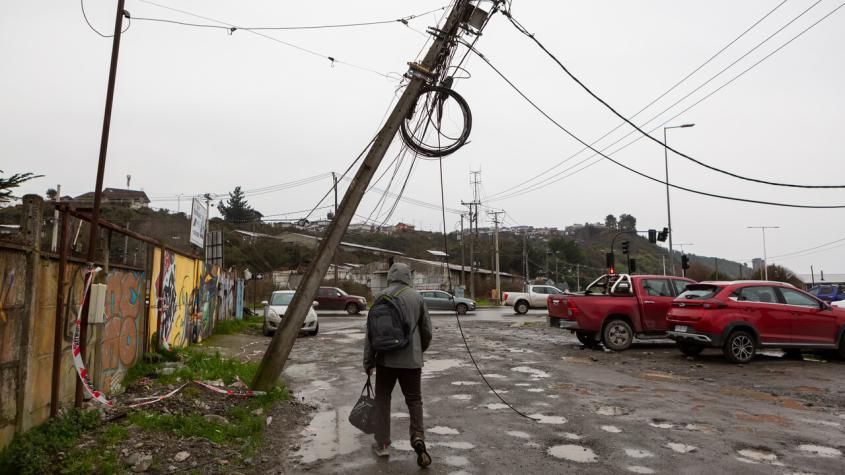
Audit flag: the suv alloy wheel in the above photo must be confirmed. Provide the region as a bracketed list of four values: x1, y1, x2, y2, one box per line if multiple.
[346, 302, 360, 315]
[515, 301, 529, 315]
[724, 330, 755, 364]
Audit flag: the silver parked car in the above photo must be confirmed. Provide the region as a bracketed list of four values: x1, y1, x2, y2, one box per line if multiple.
[420, 290, 476, 315]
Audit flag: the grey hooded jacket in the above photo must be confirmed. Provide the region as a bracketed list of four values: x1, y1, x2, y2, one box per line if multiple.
[363, 263, 432, 370]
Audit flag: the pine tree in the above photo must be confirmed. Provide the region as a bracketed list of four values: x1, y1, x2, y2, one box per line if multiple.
[1, 170, 43, 202]
[217, 186, 262, 226]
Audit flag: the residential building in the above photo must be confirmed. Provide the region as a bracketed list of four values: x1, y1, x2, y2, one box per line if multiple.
[74, 188, 150, 209]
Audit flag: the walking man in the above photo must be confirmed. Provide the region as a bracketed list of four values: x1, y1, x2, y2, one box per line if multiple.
[364, 262, 433, 467]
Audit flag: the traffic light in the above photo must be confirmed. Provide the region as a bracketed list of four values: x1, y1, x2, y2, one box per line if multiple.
[621, 240, 630, 255]
[648, 229, 657, 244]
[657, 227, 669, 242]
[629, 259, 637, 273]
[681, 254, 690, 270]
[606, 252, 615, 272]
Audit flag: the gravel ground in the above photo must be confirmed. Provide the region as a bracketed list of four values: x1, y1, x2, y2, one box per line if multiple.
[210, 310, 845, 474]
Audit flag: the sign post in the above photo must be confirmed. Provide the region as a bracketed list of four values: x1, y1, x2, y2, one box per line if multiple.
[189, 198, 207, 248]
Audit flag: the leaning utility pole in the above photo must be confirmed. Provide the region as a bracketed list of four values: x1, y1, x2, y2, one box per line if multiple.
[77, 0, 126, 407]
[252, 0, 475, 390]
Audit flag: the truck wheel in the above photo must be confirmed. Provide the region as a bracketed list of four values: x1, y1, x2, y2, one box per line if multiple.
[456, 303, 468, 315]
[576, 331, 598, 348]
[309, 322, 319, 336]
[678, 342, 704, 357]
[514, 301, 529, 315]
[602, 319, 633, 351]
[723, 330, 755, 364]
[263, 320, 273, 337]
[345, 303, 360, 315]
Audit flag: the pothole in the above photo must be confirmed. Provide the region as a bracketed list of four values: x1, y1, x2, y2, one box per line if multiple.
[547, 445, 597, 463]
[601, 425, 622, 433]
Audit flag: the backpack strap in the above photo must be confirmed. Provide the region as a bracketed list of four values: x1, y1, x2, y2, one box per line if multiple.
[377, 285, 420, 335]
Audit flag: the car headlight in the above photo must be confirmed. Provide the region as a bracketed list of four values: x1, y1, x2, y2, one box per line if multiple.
[267, 308, 280, 318]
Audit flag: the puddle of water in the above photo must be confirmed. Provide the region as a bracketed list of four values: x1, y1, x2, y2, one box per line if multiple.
[547, 445, 597, 463]
[625, 449, 654, 459]
[529, 414, 567, 424]
[283, 363, 319, 379]
[596, 406, 629, 416]
[448, 471, 471, 475]
[684, 423, 715, 433]
[666, 443, 697, 454]
[514, 383, 531, 387]
[511, 366, 551, 378]
[627, 466, 655, 474]
[452, 381, 481, 386]
[295, 406, 361, 464]
[322, 329, 363, 335]
[799, 418, 841, 428]
[600, 425, 622, 433]
[527, 388, 545, 393]
[443, 455, 469, 467]
[649, 422, 673, 429]
[533, 402, 551, 407]
[507, 347, 534, 353]
[434, 441, 475, 450]
[489, 389, 509, 394]
[450, 394, 472, 401]
[547, 395, 561, 399]
[391, 412, 409, 418]
[506, 431, 531, 439]
[561, 432, 583, 440]
[484, 373, 506, 379]
[483, 403, 509, 410]
[798, 445, 841, 457]
[394, 440, 415, 451]
[737, 449, 777, 462]
[423, 359, 465, 374]
[429, 426, 460, 435]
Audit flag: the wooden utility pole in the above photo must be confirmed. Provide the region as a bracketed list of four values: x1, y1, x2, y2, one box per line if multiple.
[488, 210, 503, 301]
[77, 0, 126, 407]
[332, 172, 339, 282]
[252, 0, 474, 391]
[459, 213, 466, 287]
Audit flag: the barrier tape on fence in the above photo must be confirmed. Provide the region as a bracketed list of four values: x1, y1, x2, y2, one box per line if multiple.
[71, 267, 265, 410]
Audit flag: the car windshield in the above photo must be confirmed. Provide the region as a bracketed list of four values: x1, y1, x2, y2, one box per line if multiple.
[678, 284, 722, 300]
[270, 293, 294, 306]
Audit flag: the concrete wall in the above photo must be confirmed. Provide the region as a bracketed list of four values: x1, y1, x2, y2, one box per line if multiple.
[0, 196, 240, 450]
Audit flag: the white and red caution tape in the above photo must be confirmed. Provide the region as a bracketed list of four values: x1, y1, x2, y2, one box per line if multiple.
[72, 267, 114, 407]
[71, 267, 265, 410]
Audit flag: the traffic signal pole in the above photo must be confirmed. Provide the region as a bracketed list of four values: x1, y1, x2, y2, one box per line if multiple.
[252, 0, 474, 391]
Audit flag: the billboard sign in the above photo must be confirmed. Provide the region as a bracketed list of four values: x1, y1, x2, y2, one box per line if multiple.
[190, 198, 207, 247]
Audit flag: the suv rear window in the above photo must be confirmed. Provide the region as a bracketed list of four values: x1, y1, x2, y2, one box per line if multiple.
[678, 284, 722, 300]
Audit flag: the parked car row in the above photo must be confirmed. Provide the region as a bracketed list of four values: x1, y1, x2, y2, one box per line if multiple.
[262, 286, 478, 337]
[549, 274, 845, 364]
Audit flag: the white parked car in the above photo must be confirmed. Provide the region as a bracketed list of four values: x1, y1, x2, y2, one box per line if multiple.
[832, 300, 845, 309]
[503, 285, 566, 314]
[263, 290, 319, 336]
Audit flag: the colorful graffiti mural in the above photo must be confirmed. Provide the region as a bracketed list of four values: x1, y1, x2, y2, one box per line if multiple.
[100, 270, 145, 393]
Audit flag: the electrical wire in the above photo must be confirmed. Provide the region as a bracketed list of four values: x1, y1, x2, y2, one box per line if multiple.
[503, 5, 845, 189]
[490, 0, 845, 201]
[303, 136, 378, 223]
[128, 5, 448, 31]
[487, 0, 789, 200]
[769, 236, 845, 260]
[136, 0, 395, 79]
[470, 46, 845, 209]
[81, 0, 130, 37]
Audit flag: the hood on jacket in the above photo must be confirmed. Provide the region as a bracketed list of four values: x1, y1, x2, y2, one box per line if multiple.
[387, 262, 412, 285]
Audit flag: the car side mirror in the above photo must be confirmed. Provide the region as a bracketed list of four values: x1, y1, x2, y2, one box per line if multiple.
[821, 301, 832, 311]
[313, 301, 319, 307]
[261, 300, 269, 306]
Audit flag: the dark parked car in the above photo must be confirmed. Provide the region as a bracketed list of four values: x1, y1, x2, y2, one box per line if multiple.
[667, 281, 845, 363]
[315, 287, 368, 315]
[419, 290, 476, 315]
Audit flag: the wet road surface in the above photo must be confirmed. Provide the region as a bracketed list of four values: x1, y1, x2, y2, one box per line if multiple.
[213, 308, 845, 474]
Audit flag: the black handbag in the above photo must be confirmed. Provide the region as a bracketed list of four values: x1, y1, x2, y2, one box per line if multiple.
[348, 376, 380, 434]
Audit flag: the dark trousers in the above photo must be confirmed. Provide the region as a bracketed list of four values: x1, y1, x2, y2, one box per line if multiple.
[374, 366, 423, 446]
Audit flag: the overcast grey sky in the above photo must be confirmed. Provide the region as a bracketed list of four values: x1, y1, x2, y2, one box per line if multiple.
[2, 1, 844, 275]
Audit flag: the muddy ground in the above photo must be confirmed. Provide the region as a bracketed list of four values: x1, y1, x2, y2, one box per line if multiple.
[210, 310, 845, 474]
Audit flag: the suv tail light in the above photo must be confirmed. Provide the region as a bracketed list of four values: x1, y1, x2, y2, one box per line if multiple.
[566, 299, 580, 317]
[503, 292, 509, 302]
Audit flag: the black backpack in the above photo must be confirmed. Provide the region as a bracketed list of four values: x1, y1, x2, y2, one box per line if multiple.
[367, 287, 414, 353]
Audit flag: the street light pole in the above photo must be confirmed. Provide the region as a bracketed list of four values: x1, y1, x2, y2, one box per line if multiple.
[747, 226, 779, 280]
[663, 123, 695, 276]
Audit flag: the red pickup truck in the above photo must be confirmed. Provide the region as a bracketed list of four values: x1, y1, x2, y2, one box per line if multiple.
[548, 274, 694, 351]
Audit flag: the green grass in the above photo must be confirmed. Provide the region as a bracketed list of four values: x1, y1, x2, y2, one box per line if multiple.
[0, 409, 101, 475]
[213, 315, 263, 335]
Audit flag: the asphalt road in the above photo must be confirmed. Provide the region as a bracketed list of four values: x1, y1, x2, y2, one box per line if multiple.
[214, 307, 845, 474]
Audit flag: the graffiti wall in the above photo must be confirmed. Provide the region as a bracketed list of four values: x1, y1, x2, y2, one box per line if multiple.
[100, 270, 146, 394]
[149, 248, 202, 349]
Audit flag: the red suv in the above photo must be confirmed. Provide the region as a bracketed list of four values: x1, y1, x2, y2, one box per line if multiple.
[316, 287, 368, 315]
[667, 281, 845, 363]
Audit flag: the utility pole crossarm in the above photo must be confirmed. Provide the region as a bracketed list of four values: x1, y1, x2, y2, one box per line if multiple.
[252, 0, 476, 391]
